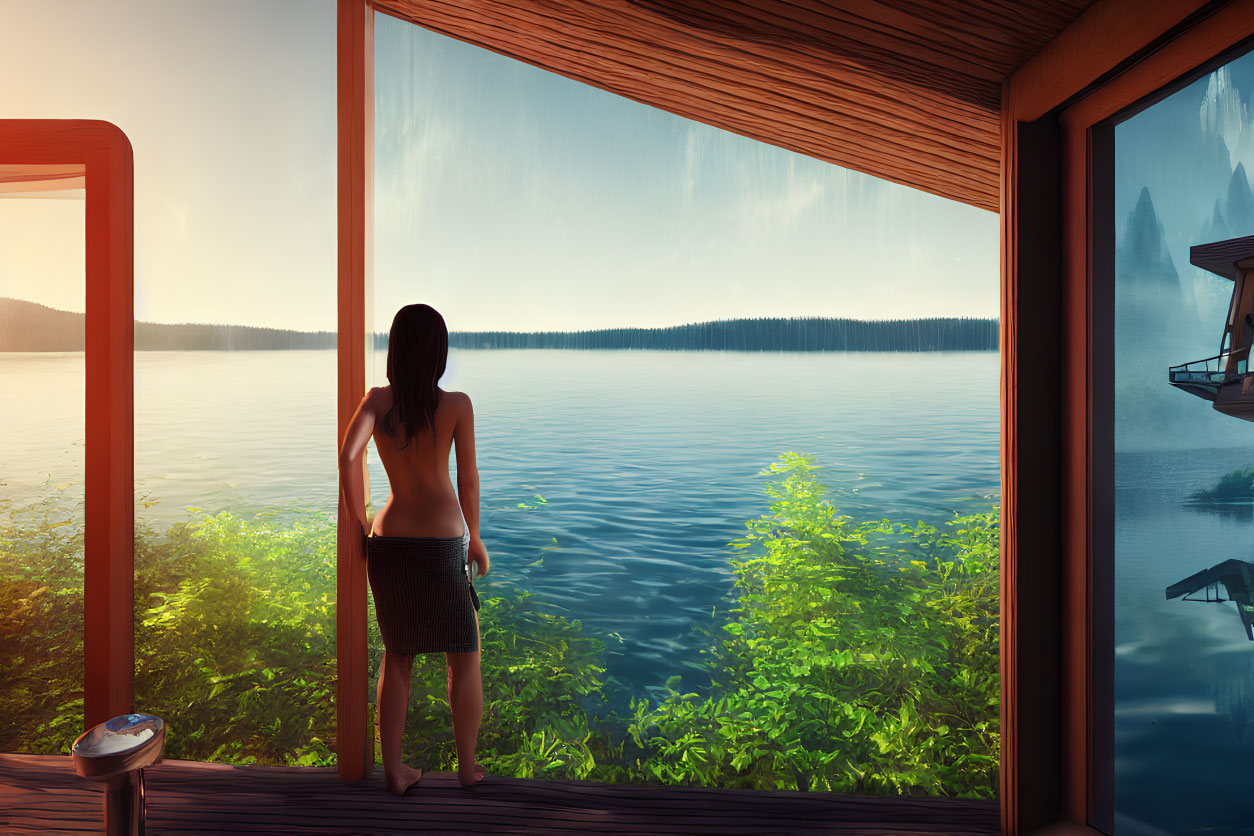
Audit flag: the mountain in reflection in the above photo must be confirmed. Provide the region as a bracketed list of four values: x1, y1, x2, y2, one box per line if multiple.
[1200, 162, 1254, 242]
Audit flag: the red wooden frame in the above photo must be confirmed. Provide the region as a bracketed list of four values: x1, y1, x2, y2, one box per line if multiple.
[336, 0, 375, 782]
[1057, 3, 1254, 824]
[1002, 1, 1254, 832]
[0, 120, 135, 730]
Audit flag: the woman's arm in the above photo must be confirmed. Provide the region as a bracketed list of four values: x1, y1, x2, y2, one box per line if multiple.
[453, 392, 490, 577]
[338, 389, 378, 536]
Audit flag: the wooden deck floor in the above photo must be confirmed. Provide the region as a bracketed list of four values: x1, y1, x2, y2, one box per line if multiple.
[1, 753, 999, 835]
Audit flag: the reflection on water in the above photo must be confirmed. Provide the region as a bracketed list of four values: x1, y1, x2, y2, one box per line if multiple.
[1117, 449, 1254, 835]
[1182, 499, 1254, 523]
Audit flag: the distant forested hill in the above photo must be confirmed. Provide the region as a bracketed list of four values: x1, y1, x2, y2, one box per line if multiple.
[2, 298, 997, 353]
[444, 317, 998, 352]
[0, 298, 335, 351]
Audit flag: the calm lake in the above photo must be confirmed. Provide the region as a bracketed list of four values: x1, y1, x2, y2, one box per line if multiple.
[0, 348, 1000, 700]
[1116, 448, 1254, 836]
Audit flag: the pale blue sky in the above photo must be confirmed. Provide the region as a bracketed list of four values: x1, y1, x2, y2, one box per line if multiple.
[0, 1, 997, 333]
[373, 15, 998, 331]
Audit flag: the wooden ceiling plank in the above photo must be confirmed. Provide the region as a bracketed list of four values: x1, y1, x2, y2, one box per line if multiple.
[883, 0, 1084, 50]
[782, 0, 1032, 72]
[659, 0, 1012, 82]
[367, 0, 1103, 210]
[379, 6, 998, 204]
[606, 1, 1001, 110]
[379, 7, 997, 207]
[576, 29, 1002, 160]
[419, 0, 995, 122]
[373, 0, 999, 124]
[384, 1, 1001, 165]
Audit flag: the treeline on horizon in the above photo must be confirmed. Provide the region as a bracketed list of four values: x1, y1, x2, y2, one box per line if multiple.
[441, 316, 998, 352]
[2, 298, 997, 353]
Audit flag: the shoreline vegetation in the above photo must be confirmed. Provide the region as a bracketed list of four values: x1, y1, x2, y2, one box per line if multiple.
[0, 453, 999, 798]
[1189, 467, 1254, 503]
[2, 297, 997, 353]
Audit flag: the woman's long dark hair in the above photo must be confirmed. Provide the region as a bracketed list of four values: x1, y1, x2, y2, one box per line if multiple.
[382, 304, 448, 448]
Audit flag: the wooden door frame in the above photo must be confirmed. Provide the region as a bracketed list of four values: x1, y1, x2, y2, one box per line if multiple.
[1003, 2, 1254, 832]
[1056, 7, 1254, 825]
[0, 120, 135, 730]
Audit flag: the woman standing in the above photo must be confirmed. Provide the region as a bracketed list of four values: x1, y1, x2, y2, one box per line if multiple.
[338, 304, 491, 794]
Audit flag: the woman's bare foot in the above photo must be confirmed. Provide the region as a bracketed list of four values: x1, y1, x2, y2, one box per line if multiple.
[385, 763, 424, 796]
[458, 763, 487, 789]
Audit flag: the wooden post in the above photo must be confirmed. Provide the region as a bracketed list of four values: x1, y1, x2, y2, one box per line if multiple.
[1000, 95, 1066, 835]
[336, 0, 374, 782]
[85, 123, 136, 730]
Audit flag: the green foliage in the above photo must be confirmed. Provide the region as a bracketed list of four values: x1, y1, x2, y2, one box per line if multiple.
[626, 454, 1000, 797]
[378, 588, 617, 782]
[133, 509, 339, 765]
[0, 489, 86, 753]
[0, 454, 999, 799]
[1191, 467, 1254, 502]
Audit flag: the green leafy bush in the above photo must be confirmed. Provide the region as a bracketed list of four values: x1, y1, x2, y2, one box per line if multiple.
[627, 454, 999, 797]
[0, 491, 86, 753]
[0, 454, 999, 799]
[380, 587, 616, 781]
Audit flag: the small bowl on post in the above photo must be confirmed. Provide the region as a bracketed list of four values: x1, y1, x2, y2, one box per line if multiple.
[72, 714, 166, 836]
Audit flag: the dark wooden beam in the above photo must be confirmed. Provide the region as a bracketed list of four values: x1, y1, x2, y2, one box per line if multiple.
[1000, 104, 1065, 836]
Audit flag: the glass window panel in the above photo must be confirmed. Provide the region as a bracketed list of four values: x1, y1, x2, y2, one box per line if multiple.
[0, 1, 339, 765]
[372, 15, 1000, 796]
[1114, 47, 1254, 833]
[0, 187, 86, 752]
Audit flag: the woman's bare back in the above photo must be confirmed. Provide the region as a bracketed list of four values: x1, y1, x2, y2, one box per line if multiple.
[369, 385, 472, 539]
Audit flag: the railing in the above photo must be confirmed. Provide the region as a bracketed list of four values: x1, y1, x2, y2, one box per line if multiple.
[1169, 352, 1247, 387]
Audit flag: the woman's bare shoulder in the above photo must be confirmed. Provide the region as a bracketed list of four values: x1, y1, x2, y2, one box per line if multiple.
[441, 389, 471, 405]
[365, 385, 392, 413]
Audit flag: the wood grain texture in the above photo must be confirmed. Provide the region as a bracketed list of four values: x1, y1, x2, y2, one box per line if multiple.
[0, 754, 1000, 835]
[0, 120, 135, 731]
[1191, 234, 1254, 280]
[367, 0, 1098, 212]
[337, 0, 375, 783]
[998, 82, 1018, 836]
[1057, 0, 1254, 129]
[1009, 0, 1211, 121]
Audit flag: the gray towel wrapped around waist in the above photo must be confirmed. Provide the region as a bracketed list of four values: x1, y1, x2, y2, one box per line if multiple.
[365, 531, 480, 655]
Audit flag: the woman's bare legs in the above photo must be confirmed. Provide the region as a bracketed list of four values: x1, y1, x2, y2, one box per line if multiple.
[378, 650, 423, 794]
[447, 615, 484, 787]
